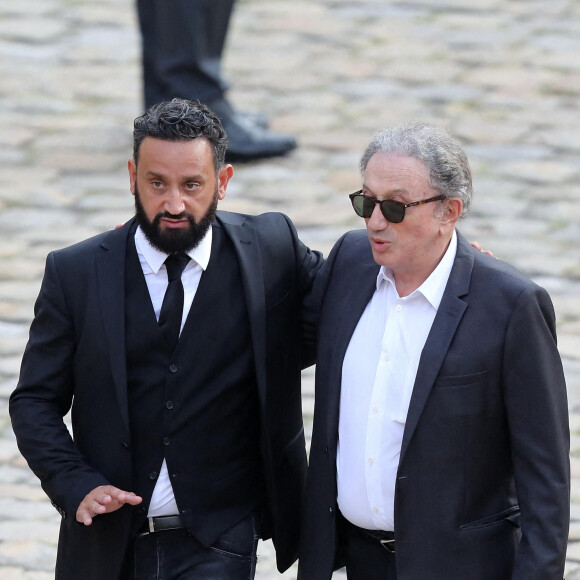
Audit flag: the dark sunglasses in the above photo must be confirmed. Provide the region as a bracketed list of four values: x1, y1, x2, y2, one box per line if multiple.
[349, 190, 446, 224]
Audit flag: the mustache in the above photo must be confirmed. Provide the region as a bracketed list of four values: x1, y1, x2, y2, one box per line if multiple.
[157, 211, 194, 221]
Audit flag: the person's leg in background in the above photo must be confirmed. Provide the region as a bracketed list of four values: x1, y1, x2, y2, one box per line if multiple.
[136, 0, 297, 161]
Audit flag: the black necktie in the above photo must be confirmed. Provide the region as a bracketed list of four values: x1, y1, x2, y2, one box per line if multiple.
[158, 252, 191, 350]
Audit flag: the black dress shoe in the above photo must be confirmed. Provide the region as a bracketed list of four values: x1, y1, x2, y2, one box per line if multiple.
[208, 98, 268, 128]
[208, 99, 297, 162]
[239, 110, 269, 129]
[223, 116, 297, 162]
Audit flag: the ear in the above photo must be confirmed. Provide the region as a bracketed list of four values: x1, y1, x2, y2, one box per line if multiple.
[440, 197, 462, 227]
[217, 164, 234, 201]
[128, 159, 137, 197]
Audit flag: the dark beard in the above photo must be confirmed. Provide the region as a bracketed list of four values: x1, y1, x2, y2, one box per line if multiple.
[134, 184, 218, 254]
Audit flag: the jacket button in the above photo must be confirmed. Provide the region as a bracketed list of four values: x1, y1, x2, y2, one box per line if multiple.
[163, 436, 170, 446]
[329, 506, 334, 515]
[169, 364, 178, 373]
[149, 471, 158, 480]
[121, 441, 130, 450]
[166, 401, 174, 410]
[324, 446, 329, 456]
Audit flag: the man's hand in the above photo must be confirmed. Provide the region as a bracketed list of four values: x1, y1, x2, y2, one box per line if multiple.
[76, 485, 142, 526]
[470, 240, 493, 257]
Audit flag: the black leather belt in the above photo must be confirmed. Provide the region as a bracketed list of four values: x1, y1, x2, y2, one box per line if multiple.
[361, 528, 395, 552]
[353, 525, 396, 553]
[339, 512, 396, 554]
[138, 515, 185, 536]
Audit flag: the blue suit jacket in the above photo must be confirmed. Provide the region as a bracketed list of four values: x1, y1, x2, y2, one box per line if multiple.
[299, 229, 569, 580]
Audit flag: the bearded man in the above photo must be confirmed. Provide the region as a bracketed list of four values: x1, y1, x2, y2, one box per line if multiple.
[10, 98, 322, 580]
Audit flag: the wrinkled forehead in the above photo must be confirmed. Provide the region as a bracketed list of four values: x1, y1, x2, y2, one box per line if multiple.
[363, 153, 431, 197]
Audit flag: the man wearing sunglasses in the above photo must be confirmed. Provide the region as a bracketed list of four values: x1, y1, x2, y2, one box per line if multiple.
[299, 123, 569, 579]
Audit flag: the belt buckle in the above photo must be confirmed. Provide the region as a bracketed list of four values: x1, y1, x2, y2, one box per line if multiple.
[137, 517, 155, 537]
[380, 538, 395, 553]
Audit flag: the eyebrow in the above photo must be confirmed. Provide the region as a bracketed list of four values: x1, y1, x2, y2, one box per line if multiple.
[143, 170, 165, 179]
[143, 171, 204, 182]
[362, 184, 409, 198]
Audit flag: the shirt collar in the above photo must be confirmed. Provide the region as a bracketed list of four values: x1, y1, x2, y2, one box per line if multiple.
[376, 229, 457, 310]
[134, 224, 213, 273]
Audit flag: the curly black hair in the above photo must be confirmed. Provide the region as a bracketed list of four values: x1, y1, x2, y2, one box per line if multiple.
[133, 98, 228, 171]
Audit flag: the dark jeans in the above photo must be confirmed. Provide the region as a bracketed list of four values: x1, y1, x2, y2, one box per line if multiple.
[341, 517, 397, 580]
[124, 512, 260, 580]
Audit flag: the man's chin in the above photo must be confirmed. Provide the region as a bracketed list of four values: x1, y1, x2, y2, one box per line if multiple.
[157, 234, 195, 253]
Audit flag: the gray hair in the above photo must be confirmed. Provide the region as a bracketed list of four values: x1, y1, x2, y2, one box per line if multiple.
[360, 122, 472, 217]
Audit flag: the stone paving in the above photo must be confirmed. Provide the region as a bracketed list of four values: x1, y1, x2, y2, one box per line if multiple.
[0, 0, 579, 577]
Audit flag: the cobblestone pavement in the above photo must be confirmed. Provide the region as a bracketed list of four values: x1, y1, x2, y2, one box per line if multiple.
[0, 0, 579, 577]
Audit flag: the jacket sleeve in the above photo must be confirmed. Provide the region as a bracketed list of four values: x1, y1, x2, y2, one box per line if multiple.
[301, 232, 351, 369]
[505, 284, 570, 579]
[9, 252, 109, 518]
[278, 215, 324, 370]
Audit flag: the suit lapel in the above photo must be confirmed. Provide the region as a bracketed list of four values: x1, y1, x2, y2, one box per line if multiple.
[96, 219, 134, 432]
[216, 213, 268, 409]
[324, 235, 379, 446]
[399, 232, 474, 462]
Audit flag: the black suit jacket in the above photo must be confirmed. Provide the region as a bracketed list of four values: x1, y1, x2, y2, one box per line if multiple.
[299, 230, 569, 580]
[10, 211, 322, 579]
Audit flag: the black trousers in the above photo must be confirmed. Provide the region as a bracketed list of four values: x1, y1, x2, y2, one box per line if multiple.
[341, 516, 398, 580]
[136, 0, 236, 108]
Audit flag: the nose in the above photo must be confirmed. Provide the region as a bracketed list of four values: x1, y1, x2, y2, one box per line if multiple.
[164, 187, 185, 216]
[366, 202, 388, 230]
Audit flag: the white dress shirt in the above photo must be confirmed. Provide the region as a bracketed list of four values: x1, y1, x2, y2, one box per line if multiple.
[134, 225, 212, 517]
[337, 231, 457, 531]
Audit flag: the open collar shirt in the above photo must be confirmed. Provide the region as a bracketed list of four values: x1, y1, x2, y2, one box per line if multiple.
[337, 230, 457, 531]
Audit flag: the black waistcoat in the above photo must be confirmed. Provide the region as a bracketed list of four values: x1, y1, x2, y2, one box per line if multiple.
[124, 225, 263, 546]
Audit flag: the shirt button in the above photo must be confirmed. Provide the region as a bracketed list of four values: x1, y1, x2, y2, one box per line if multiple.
[169, 364, 178, 373]
[373, 406, 379, 414]
[373, 507, 379, 514]
[149, 471, 158, 480]
[368, 458, 374, 466]
[166, 401, 174, 410]
[163, 436, 170, 446]
[396, 304, 402, 312]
